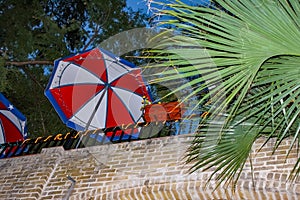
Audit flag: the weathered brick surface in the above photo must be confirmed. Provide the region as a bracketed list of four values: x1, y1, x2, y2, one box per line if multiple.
[0, 135, 299, 199]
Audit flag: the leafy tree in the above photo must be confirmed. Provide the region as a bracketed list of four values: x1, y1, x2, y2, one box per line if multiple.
[148, 0, 300, 187]
[3, 66, 69, 136]
[0, 0, 148, 137]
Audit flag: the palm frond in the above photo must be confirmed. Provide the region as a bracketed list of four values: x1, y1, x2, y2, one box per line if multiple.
[146, 0, 300, 187]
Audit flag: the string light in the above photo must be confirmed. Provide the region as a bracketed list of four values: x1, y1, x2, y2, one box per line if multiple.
[21, 139, 30, 145]
[64, 132, 70, 139]
[54, 134, 63, 140]
[8, 107, 206, 150]
[44, 136, 53, 142]
[35, 137, 42, 143]
[73, 132, 81, 139]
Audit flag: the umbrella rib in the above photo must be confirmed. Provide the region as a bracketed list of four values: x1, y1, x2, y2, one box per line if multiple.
[0, 119, 5, 143]
[0, 113, 24, 142]
[109, 69, 133, 84]
[99, 52, 109, 84]
[60, 61, 105, 85]
[75, 87, 108, 148]
[106, 59, 135, 84]
[55, 83, 105, 88]
[111, 86, 145, 97]
[46, 48, 151, 133]
[70, 61, 104, 83]
[109, 69, 147, 98]
[110, 88, 138, 124]
[84, 87, 108, 131]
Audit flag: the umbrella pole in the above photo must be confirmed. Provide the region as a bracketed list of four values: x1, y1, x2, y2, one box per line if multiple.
[75, 88, 107, 149]
[63, 175, 76, 200]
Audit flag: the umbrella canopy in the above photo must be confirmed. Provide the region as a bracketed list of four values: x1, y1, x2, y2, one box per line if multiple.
[45, 47, 152, 131]
[0, 92, 27, 144]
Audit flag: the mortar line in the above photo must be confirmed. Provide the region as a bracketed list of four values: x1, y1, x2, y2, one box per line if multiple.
[38, 159, 61, 199]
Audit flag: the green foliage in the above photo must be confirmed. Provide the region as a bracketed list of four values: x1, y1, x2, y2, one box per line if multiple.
[149, 0, 300, 187]
[0, 0, 147, 59]
[150, 83, 178, 103]
[187, 124, 257, 188]
[3, 67, 71, 138]
[0, 0, 148, 137]
[0, 58, 7, 91]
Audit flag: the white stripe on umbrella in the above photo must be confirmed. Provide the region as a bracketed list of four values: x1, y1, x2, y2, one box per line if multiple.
[0, 111, 24, 131]
[102, 53, 134, 83]
[0, 110, 24, 143]
[45, 48, 152, 131]
[111, 87, 144, 123]
[50, 62, 104, 89]
[0, 119, 5, 144]
[69, 89, 108, 129]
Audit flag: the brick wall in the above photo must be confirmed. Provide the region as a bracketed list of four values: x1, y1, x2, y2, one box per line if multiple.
[0, 134, 299, 199]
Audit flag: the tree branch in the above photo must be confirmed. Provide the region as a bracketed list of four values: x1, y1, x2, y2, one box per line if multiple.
[5, 60, 53, 66]
[19, 65, 45, 90]
[83, 24, 100, 51]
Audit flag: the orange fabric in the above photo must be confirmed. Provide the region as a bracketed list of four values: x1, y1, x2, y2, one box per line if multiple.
[144, 102, 185, 122]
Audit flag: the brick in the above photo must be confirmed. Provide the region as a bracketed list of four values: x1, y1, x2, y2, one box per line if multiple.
[109, 163, 126, 168]
[267, 173, 273, 179]
[154, 155, 172, 160]
[159, 158, 178, 163]
[106, 160, 120, 165]
[47, 191, 62, 195]
[132, 166, 149, 171]
[97, 177, 113, 182]
[0, 136, 299, 199]
[88, 182, 104, 188]
[9, 193, 30, 198]
[30, 192, 40, 198]
[165, 171, 181, 176]
[50, 181, 67, 186]
[130, 154, 147, 159]
[24, 188, 43, 193]
[266, 160, 284, 165]
[100, 168, 116, 173]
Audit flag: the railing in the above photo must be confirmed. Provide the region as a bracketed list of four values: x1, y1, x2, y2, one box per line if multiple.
[0, 118, 201, 159]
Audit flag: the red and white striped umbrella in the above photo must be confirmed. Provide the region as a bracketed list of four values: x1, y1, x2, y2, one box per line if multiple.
[0, 93, 27, 144]
[45, 48, 151, 131]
